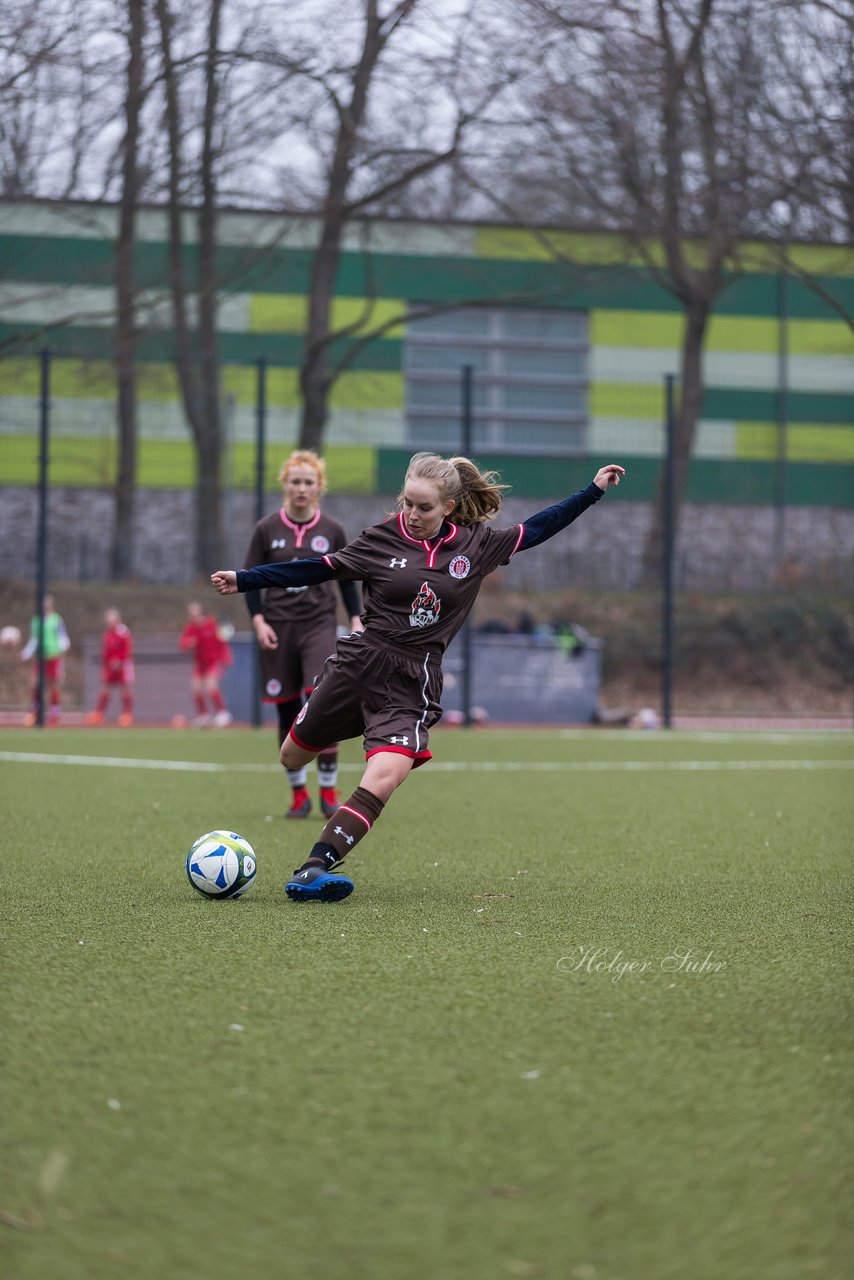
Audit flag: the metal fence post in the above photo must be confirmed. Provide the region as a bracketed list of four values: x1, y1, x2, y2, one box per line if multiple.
[461, 364, 474, 726]
[662, 373, 676, 731]
[251, 356, 268, 729]
[775, 267, 789, 568]
[34, 347, 51, 728]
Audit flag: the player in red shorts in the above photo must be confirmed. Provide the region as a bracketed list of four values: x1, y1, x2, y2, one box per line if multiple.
[86, 608, 135, 726]
[179, 602, 233, 727]
[213, 453, 625, 901]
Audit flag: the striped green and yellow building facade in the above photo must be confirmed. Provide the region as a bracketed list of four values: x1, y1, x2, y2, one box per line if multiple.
[1, 200, 852, 505]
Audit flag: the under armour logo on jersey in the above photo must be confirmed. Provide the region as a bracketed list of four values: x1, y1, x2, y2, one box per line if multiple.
[271, 538, 287, 549]
[390, 735, 409, 745]
[389, 557, 407, 568]
[334, 826, 355, 846]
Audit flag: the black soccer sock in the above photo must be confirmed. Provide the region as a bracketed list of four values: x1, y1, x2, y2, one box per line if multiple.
[300, 844, 341, 874]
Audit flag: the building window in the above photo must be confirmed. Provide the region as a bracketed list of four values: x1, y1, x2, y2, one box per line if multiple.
[405, 307, 588, 454]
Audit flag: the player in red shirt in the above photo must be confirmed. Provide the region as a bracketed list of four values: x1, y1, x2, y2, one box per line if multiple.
[213, 453, 625, 902]
[179, 602, 233, 726]
[87, 608, 134, 725]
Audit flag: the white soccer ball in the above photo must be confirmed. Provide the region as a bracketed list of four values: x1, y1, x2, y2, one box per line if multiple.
[186, 830, 257, 899]
[1, 625, 21, 648]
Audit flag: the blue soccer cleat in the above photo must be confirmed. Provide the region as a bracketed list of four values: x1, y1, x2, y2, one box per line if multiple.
[285, 865, 354, 903]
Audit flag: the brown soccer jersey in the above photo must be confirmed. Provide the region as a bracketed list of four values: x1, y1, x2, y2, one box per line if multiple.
[321, 513, 525, 659]
[242, 508, 349, 625]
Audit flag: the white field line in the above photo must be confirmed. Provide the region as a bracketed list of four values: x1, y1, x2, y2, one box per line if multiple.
[557, 729, 853, 743]
[1, 751, 853, 775]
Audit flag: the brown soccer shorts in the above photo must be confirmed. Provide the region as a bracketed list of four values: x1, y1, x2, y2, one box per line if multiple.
[289, 632, 442, 767]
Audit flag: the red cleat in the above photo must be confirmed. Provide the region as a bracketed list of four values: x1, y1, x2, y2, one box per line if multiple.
[286, 787, 312, 819]
[319, 788, 340, 819]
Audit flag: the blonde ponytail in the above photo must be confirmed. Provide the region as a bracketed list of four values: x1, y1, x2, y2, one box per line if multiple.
[400, 452, 509, 525]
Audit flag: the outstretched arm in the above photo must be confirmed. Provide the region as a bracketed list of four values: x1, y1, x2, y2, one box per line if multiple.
[211, 556, 335, 596]
[519, 464, 625, 552]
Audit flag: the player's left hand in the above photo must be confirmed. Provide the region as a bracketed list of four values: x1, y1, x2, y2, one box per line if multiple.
[593, 464, 625, 492]
[211, 571, 238, 595]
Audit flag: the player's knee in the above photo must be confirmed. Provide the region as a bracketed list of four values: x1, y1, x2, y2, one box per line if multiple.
[363, 754, 412, 802]
[280, 736, 305, 769]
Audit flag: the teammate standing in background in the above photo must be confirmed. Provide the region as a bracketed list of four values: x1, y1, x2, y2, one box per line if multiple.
[86, 608, 135, 726]
[213, 453, 625, 902]
[179, 601, 233, 727]
[242, 450, 362, 819]
[20, 593, 70, 726]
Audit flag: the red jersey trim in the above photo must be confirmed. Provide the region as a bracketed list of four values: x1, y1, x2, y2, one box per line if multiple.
[280, 507, 321, 549]
[396, 511, 430, 551]
[510, 523, 525, 556]
[366, 745, 433, 763]
[289, 726, 322, 754]
[395, 513, 459, 567]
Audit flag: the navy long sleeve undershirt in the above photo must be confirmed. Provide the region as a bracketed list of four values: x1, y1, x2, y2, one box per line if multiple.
[239, 558, 333, 593]
[517, 481, 604, 550]
[236, 482, 605, 593]
[244, 579, 360, 617]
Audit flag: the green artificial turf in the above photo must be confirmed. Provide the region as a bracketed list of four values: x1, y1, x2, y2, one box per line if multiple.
[1, 728, 852, 1280]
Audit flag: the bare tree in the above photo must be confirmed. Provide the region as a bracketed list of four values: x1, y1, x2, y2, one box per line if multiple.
[236, 0, 524, 451]
[763, 0, 854, 243]
[154, 0, 225, 574]
[483, 0, 838, 583]
[298, 0, 419, 450]
[111, 0, 146, 580]
[0, 0, 125, 198]
[744, 1, 854, 329]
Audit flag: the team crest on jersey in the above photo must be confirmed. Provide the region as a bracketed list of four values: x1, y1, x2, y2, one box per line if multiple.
[448, 555, 471, 579]
[266, 678, 282, 697]
[311, 535, 330, 553]
[410, 582, 441, 628]
[295, 703, 308, 724]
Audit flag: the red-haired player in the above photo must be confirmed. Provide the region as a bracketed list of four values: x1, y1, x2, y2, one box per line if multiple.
[242, 450, 362, 818]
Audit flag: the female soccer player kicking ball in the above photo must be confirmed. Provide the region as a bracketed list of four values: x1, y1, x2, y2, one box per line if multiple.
[212, 454, 624, 902]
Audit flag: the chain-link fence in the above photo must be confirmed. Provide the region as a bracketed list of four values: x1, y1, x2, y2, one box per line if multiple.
[1, 346, 852, 726]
